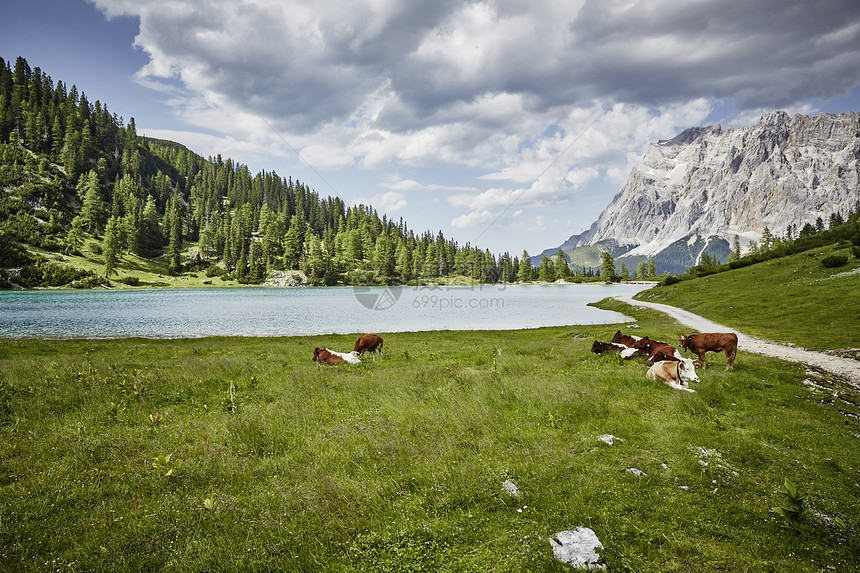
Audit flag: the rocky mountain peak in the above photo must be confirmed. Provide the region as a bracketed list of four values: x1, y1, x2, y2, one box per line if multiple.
[543, 110, 859, 272]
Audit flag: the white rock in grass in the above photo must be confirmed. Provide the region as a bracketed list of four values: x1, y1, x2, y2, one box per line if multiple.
[550, 527, 606, 570]
[597, 435, 618, 445]
[502, 479, 520, 497]
[626, 468, 647, 477]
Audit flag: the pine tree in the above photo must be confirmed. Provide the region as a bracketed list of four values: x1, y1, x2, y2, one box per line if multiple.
[647, 259, 656, 278]
[79, 169, 105, 234]
[102, 216, 120, 276]
[517, 250, 532, 282]
[728, 234, 741, 262]
[66, 215, 84, 255]
[538, 255, 556, 282]
[556, 250, 573, 280]
[600, 251, 616, 281]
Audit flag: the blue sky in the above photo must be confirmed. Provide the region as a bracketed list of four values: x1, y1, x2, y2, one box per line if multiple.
[3, 0, 860, 256]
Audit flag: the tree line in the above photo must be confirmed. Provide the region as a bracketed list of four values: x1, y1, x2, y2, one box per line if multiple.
[1, 56, 549, 287]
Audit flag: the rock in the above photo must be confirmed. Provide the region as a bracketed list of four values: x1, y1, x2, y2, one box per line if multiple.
[626, 468, 647, 477]
[597, 435, 619, 445]
[550, 527, 606, 570]
[502, 479, 520, 497]
[262, 270, 308, 287]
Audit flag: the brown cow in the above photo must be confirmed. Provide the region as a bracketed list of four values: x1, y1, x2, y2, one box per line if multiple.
[354, 333, 384, 360]
[313, 347, 348, 365]
[611, 330, 640, 347]
[679, 333, 738, 369]
[591, 340, 626, 354]
[647, 342, 681, 363]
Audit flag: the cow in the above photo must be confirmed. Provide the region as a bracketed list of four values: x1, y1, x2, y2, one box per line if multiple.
[354, 333, 384, 360]
[313, 347, 361, 365]
[679, 333, 738, 369]
[611, 330, 641, 347]
[647, 342, 682, 363]
[647, 359, 699, 392]
[591, 340, 627, 354]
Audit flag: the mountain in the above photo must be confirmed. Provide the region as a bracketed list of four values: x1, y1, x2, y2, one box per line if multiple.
[539, 111, 860, 274]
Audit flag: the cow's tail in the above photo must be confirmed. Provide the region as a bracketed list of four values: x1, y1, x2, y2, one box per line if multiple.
[727, 335, 738, 368]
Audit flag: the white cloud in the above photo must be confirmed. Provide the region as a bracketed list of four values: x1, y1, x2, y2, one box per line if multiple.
[352, 191, 407, 214]
[451, 210, 495, 229]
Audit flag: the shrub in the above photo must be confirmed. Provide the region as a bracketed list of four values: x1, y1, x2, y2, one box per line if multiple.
[205, 264, 224, 278]
[661, 274, 680, 286]
[821, 254, 848, 268]
[851, 246, 860, 259]
[119, 276, 140, 286]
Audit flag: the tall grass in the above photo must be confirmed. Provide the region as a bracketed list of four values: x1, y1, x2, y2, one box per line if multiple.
[1, 306, 858, 571]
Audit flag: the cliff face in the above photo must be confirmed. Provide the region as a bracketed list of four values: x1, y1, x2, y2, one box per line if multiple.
[553, 111, 860, 263]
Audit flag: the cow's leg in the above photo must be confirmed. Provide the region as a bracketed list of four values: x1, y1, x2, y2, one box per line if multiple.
[698, 351, 707, 369]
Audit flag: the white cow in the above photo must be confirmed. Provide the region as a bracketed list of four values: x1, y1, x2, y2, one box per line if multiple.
[647, 359, 699, 392]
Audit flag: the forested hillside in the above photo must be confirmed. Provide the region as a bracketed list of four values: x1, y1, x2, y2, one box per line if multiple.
[0, 56, 523, 288]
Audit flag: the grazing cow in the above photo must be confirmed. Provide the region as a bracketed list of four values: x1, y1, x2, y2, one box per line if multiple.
[313, 347, 361, 365]
[679, 333, 739, 369]
[591, 340, 628, 354]
[354, 333, 384, 360]
[647, 360, 699, 392]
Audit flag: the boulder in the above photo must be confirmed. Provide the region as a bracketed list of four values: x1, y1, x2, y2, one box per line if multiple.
[550, 527, 606, 570]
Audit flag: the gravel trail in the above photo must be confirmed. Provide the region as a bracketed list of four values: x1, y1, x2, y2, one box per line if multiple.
[613, 295, 860, 387]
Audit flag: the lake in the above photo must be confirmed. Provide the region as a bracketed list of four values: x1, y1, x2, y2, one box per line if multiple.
[0, 283, 651, 339]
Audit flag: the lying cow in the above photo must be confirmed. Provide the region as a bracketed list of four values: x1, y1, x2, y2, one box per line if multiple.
[679, 333, 738, 369]
[591, 340, 627, 354]
[313, 347, 361, 365]
[611, 330, 642, 347]
[354, 333, 384, 360]
[647, 359, 699, 392]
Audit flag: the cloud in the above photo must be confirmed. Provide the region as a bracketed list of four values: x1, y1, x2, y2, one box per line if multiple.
[451, 210, 495, 229]
[90, 0, 860, 246]
[351, 191, 407, 215]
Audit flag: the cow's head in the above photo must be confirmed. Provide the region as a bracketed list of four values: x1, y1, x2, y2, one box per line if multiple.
[679, 335, 691, 350]
[313, 347, 321, 362]
[678, 358, 699, 382]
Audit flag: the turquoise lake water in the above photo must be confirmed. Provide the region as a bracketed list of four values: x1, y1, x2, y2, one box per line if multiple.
[0, 283, 650, 338]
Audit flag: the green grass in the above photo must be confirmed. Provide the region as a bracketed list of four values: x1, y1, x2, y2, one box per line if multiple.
[1, 304, 858, 571]
[636, 243, 860, 350]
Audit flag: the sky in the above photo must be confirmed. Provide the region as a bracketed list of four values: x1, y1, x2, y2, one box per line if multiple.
[3, 0, 860, 257]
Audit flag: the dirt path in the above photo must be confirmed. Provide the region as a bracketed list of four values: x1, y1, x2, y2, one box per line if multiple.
[613, 295, 860, 387]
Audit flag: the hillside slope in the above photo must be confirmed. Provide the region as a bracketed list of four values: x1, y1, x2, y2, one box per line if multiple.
[634, 243, 860, 350]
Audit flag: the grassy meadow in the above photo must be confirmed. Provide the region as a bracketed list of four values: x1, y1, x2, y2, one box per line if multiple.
[1, 298, 858, 572]
[636, 242, 860, 350]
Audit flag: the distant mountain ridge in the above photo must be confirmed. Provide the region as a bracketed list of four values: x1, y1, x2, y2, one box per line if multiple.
[539, 111, 860, 273]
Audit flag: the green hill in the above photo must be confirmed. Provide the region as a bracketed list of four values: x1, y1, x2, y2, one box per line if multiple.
[0, 56, 517, 289]
[635, 241, 860, 350]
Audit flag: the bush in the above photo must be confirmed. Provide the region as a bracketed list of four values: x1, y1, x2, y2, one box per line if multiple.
[851, 246, 860, 259]
[821, 254, 848, 268]
[71, 275, 107, 289]
[17, 261, 93, 287]
[661, 274, 681, 286]
[119, 276, 140, 286]
[205, 264, 224, 278]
